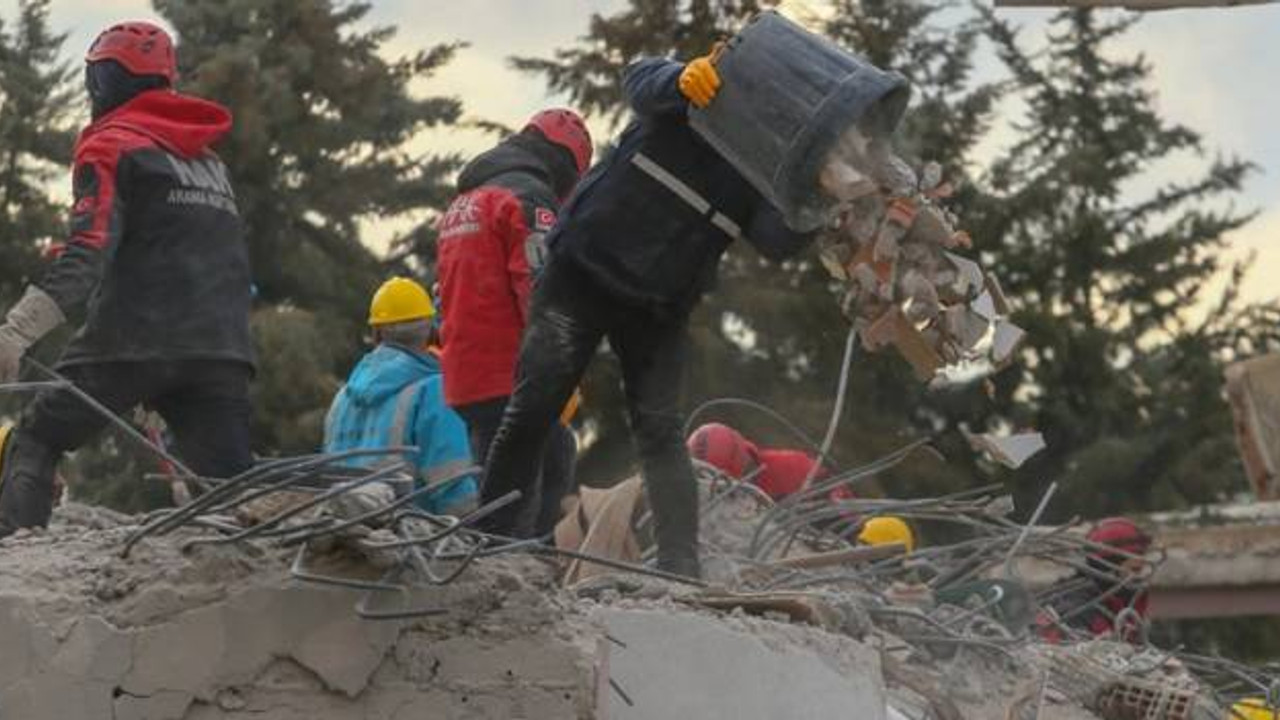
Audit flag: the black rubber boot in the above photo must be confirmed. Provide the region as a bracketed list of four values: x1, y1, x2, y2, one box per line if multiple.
[657, 553, 702, 580]
[644, 452, 703, 580]
[0, 430, 61, 539]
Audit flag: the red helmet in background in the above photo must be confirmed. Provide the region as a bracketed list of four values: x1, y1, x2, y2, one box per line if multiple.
[755, 448, 824, 500]
[86, 21, 177, 84]
[525, 109, 593, 174]
[1087, 517, 1152, 556]
[687, 423, 758, 478]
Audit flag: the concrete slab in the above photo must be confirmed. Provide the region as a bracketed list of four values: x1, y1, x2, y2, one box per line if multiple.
[599, 608, 886, 720]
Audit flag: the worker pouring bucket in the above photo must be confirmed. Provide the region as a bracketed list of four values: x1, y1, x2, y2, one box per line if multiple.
[689, 11, 911, 233]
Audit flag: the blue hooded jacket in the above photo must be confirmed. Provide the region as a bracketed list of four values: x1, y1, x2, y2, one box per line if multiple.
[324, 344, 478, 514]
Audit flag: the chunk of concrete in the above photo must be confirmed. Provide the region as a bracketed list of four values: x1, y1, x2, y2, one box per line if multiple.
[113, 689, 194, 720]
[966, 431, 1047, 469]
[124, 602, 227, 696]
[599, 608, 886, 720]
[991, 318, 1026, 366]
[48, 615, 132, 683]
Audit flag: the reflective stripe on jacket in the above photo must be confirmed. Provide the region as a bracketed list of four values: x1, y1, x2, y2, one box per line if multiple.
[324, 344, 477, 514]
[546, 57, 816, 310]
[436, 141, 561, 407]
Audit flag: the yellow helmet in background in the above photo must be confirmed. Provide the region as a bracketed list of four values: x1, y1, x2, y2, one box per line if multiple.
[1232, 699, 1279, 720]
[369, 277, 435, 326]
[858, 516, 915, 553]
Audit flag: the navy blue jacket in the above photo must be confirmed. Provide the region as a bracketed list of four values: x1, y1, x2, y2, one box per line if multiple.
[547, 58, 816, 310]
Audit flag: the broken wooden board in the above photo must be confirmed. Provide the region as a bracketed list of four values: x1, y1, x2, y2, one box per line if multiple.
[863, 308, 945, 381]
[763, 543, 907, 570]
[1225, 354, 1280, 499]
[685, 590, 849, 632]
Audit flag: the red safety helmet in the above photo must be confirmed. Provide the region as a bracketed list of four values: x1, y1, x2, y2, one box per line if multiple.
[86, 21, 177, 84]
[525, 109, 593, 174]
[1087, 517, 1152, 556]
[755, 448, 823, 500]
[687, 423, 758, 479]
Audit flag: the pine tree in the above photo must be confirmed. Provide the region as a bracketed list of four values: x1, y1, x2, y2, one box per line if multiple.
[511, 0, 772, 125]
[972, 8, 1274, 517]
[153, 0, 464, 320]
[152, 0, 467, 455]
[0, 0, 78, 307]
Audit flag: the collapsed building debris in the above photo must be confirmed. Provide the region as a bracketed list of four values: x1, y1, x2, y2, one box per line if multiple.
[964, 431, 1048, 470]
[817, 140, 1026, 384]
[3, 447, 1276, 719]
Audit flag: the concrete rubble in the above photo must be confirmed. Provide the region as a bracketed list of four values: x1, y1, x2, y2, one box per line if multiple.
[1, 486, 1264, 720]
[818, 141, 1027, 384]
[0, 502, 903, 720]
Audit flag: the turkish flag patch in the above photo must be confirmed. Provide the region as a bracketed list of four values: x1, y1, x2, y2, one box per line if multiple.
[535, 207, 555, 231]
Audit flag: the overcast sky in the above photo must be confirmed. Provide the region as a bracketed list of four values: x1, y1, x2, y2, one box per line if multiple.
[17, 0, 1279, 305]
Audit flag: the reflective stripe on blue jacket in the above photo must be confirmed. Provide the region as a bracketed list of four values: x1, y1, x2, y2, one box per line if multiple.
[324, 344, 478, 514]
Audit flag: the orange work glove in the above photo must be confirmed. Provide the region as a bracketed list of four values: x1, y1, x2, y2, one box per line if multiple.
[678, 43, 724, 108]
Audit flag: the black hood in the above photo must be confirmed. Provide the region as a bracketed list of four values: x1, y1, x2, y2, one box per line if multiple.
[458, 130, 578, 199]
[86, 60, 169, 120]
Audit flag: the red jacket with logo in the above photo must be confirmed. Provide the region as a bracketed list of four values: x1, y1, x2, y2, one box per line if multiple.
[436, 141, 560, 407]
[37, 89, 253, 368]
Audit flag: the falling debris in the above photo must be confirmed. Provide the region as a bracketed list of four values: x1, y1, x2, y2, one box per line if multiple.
[818, 141, 1027, 384]
[965, 430, 1048, 469]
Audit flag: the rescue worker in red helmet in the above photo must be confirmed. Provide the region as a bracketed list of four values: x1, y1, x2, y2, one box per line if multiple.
[686, 422, 851, 503]
[477, 50, 821, 578]
[1037, 516, 1154, 644]
[435, 109, 592, 537]
[0, 21, 254, 537]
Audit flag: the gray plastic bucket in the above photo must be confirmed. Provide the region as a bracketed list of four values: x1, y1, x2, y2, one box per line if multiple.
[689, 11, 910, 233]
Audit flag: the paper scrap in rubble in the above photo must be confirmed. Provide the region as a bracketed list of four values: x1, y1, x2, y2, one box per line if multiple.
[943, 251, 984, 299]
[971, 291, 997, 322]
[966, 431, 1046, 469]
[992, 319, 1026, 366]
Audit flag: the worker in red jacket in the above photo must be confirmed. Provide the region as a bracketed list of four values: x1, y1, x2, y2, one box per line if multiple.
[0, 22, 254, 537]
[1037, 517, 1153, 644]
[435, 109, 592, 536]
[687, 422, 853, 502]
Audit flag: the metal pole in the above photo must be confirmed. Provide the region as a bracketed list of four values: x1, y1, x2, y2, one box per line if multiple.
[24, 358, 196, 504]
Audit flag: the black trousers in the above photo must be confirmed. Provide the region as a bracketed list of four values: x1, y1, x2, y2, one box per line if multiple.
[0, 359, 253, 534]
[480, 257, 699, 574]
[456, 396, 577, 537]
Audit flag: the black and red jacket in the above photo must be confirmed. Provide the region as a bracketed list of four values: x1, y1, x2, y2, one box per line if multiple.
[37, 89, 253, 369]
[436, 140, 561, 408]
[1037, 581, 1150, 644]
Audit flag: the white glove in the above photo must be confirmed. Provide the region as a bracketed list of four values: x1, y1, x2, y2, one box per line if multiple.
[329, 481, 397, 524]
[0, 286, 65, 383]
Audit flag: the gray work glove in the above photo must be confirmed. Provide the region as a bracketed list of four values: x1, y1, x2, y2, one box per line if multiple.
[328, 481, 398, 526]
[0, 286, 65, 383]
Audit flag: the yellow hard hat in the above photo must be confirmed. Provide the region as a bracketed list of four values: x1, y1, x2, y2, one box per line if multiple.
[1232, 699, 1279, 720]
[369, 277, 435, 326]
[858, 516, 915, 553]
